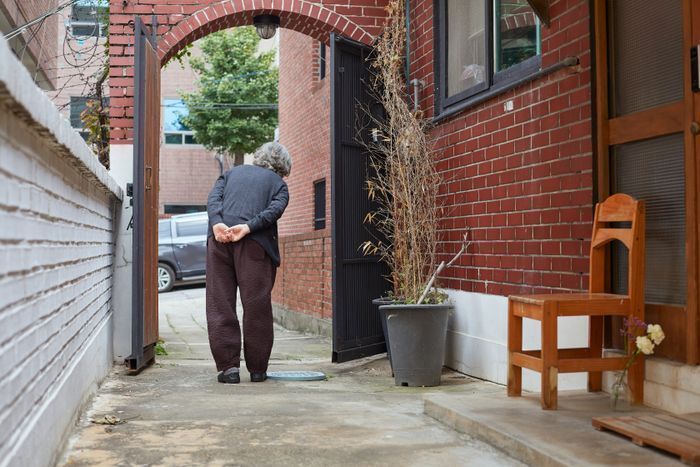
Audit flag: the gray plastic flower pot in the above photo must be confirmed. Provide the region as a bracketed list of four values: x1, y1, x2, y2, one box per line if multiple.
[372, 297, 395, 372]
[378, 302, 451, 387]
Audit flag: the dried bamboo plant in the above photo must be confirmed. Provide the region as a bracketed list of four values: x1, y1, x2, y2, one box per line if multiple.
[360, 0, 443, 304]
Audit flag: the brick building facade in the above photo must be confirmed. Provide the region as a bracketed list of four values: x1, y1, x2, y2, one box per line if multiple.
[273, 29, 332, 321]
[158, 45, 222, 216]
[0, 0, 59, 90]
[108, 0, 700, 412]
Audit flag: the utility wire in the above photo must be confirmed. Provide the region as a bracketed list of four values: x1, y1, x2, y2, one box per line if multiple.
[5, 0, 79, 40]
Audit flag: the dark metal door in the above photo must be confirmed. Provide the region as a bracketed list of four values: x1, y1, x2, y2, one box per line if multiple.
[129, 16, 161, 371]
[331, 34, 390, 363]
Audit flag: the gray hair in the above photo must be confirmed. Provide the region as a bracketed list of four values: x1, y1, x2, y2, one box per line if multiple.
[252, 142, 291, 177]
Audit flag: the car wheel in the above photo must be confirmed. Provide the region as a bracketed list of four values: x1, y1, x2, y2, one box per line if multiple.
[158, 263, 175, 293]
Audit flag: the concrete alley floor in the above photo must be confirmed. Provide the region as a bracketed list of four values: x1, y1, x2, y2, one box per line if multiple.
[60, 285, 523, 466]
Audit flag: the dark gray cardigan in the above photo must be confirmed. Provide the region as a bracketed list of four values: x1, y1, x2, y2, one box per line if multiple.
[207, 164, 289, 267]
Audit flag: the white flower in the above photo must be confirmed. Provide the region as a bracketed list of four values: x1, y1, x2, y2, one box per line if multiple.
[636, 335, 655, 355]
[647, 324, 665, 345]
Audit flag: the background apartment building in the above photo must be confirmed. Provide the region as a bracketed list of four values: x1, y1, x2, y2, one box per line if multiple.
[0, 0, 59, 90]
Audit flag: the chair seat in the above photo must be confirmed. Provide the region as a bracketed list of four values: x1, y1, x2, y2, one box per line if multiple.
[509, 293, 630, 317]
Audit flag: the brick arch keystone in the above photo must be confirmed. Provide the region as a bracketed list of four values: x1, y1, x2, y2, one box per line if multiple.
[109, 0, 388, 144]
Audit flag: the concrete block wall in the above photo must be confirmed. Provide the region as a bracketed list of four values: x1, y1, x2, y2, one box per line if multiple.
[0, 37, 122, 466]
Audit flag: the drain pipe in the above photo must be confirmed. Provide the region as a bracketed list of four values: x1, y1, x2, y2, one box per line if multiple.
[410, 78, 424, 112]
[405, 0, 410, 82]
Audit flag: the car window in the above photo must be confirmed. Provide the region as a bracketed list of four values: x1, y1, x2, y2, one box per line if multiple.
[175, 218, 208, 237]
[158, 220, 171, 240]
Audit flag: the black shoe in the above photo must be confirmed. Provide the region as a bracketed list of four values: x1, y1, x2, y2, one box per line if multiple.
[217, 371, 240, 384]
[250, 372, 267, 382]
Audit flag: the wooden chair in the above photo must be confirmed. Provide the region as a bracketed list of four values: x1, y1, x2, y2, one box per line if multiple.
[507, 193, 645, 410]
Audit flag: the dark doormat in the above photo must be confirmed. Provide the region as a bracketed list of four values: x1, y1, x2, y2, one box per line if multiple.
[592, 414, 700, 465]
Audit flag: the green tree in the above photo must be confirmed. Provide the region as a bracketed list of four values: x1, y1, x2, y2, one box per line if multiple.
[181, 27, 278, 166]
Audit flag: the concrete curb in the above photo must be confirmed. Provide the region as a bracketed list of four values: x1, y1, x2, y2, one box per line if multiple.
[272, 304, 332, 338]
[424, 392, 680, 466]
[424, 396, 567, 467]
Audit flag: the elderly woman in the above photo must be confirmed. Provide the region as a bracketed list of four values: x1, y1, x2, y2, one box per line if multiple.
[206, 142, 291, 384]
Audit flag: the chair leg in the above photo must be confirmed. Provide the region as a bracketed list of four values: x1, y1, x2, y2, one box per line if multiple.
[507, 300, 522, 397]
[588, 315, 603, 392]
[541, 304, 558, 410]
[628, 344, 645, 405]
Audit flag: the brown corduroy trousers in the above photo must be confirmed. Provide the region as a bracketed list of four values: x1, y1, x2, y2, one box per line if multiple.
[205, 236, 276, 373]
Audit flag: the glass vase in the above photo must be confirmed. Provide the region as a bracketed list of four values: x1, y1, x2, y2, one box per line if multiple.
[610, 380, 631, 411]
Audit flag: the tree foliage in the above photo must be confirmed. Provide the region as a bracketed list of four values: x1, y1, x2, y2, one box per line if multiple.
[181, 27, 278, 165]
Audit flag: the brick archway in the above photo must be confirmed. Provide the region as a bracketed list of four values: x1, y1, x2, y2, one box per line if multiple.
[109, 0, 388, 144]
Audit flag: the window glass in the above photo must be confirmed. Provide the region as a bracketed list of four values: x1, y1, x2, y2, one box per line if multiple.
[70, 97, 89, 128]
[495, 0, 540, 72]
[184, 134, 198, 145]
[439, 0, 542, 112]
[175, 219, 208, 237]
[70, 96, 109, 141]
[71, 0, 108, 37]
[447, 0, 487, 97]
[314, 179, 326, 230]
[164, 133, 183, 144]
[165, 205, 207, 215]
[163, 99, 191, 132]
[158, 220, 171, 240]
[319, 42, 327, 80]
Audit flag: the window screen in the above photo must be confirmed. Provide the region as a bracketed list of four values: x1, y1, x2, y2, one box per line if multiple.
[314, 179, 326, 230]
[607, 0, 683, 117]
[610, 133, 686, 305]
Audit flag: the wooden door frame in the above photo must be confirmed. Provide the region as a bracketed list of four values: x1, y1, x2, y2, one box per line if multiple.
[592, 0, 699, 364]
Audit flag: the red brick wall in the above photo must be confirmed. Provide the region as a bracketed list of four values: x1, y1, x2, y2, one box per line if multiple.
[274, 28, 332, 318]
[410, 0, 594, 296]
[108, 0, 389, 144]
[278, 29, 331, 236]
[272, 230, 333, 319]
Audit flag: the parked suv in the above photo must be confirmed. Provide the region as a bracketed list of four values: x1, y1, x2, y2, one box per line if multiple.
[158, 212, 208, 292]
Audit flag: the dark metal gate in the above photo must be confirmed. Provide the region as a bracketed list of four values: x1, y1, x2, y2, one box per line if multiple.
[331, 34, 390, 362]
[129, 16, 161, 371]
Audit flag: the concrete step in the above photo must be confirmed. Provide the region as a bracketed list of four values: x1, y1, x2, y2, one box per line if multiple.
[424, 390, 683, 466]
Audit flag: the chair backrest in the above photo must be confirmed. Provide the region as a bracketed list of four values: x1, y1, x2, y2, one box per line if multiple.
[589, 194, 645, 307]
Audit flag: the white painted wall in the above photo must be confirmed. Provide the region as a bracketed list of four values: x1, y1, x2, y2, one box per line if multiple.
[443, 289, 700, 412]
[443, 289, 588, 392]
[109, 144, 134, 362]
[0, 37, 122, 467]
